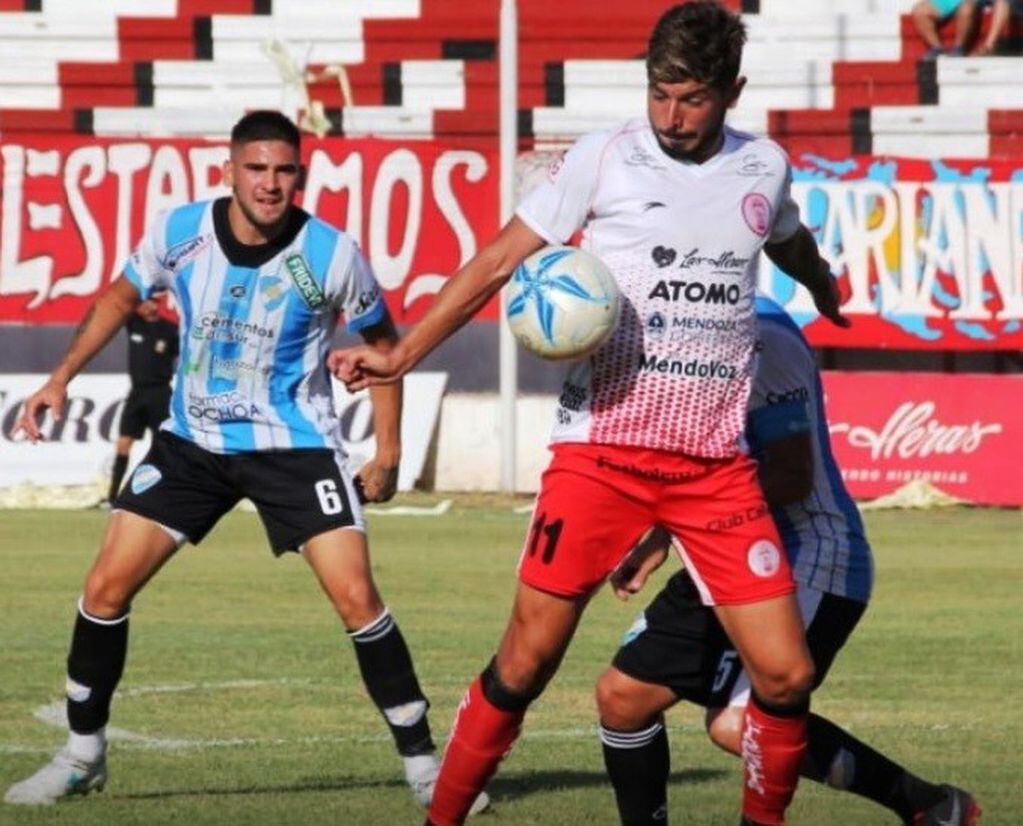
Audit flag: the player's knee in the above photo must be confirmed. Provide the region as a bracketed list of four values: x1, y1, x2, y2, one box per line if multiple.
[482, 657, 542, 712]
[332, 580, 384, 628]
[81, 569, 132, 618]
[595, 669, 649, 730]
[754, 658, 815, 707]
[705, 707, 743, 755]
[493, 648, 554, 696]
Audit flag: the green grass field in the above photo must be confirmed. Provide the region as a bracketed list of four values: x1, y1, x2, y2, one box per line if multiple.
[1, 501, 1020, 825]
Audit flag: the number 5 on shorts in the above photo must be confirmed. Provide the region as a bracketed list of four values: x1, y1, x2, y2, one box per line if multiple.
[314, 479, 345, 515]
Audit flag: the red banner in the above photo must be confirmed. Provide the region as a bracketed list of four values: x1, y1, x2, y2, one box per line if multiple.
[3, 138, 1023, 351]
[822, 371, 1023, 506]
[0, 136, 499, 325]
[763, 156, 1023, 351]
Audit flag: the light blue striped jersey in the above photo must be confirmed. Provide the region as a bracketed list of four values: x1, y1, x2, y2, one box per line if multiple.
[123, 198, 385, 453]
[746, 295, 873, 603]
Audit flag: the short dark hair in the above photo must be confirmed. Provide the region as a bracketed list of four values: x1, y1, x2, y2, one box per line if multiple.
[646, 1, 746, 90]
[230, 110, 301, 148]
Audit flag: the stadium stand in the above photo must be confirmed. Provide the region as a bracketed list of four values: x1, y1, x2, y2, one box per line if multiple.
[1, 0, 1021, 158]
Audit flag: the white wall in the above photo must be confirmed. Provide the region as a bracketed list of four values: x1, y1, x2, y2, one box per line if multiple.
[432, 393, 556, 492]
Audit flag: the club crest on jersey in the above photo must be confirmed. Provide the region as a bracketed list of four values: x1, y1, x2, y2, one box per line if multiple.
[259, 275, 289, 311]
[131, 464, 162, 495]
[284, 255, 327, 310]
[742, 193, 771, 237]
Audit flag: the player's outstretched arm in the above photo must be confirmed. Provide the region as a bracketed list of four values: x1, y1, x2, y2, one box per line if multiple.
[609, 526, 672, 601]
[356, 313, 401, 503]
[329, 217, 546, 391]
[11, 277, 141, 442]
[764, 225, 850, 328]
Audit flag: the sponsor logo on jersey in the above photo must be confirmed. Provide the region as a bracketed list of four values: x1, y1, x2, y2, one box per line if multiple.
[747, 539, 782, 578]
[558, 382, 588, 412]
[651, 246, 750, 274]
[210, 356, 272, 383]
[624, 148, 666, 170]
[742, 193, 772, 237]
[646, 311, 667, 340]
[163, 235, 211, 271]
[738, 154, 773, 177]
[648, 280, 741, 305]
[190, 313, 276, 343]
[638, 352, 738, 379]
[651, 246, 677, 268]
[130, 463, 162, 494]
[187, 390, 264, 423]
[766, 386, 810, 404]
[678, 248, 750, 274]
[229, 284, 246, 298]
[284, 254, 327, 310]
[259, 275, 288, 312]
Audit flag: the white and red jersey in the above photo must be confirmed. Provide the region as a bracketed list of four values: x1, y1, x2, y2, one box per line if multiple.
[517, 118, 800, 458]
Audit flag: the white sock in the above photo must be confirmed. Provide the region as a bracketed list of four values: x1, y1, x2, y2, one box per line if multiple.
[67, 729, 106, 762]
[402, 752, 438, 782]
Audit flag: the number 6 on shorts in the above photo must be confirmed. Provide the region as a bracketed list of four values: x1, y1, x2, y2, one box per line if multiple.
[315, 478, 345, 515]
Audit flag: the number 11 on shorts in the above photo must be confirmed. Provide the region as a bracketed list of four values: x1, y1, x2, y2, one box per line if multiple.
[528, 513, 564, 564]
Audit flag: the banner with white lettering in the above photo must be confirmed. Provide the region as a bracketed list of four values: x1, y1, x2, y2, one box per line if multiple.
[822, 371, 1022, 506]
[0, 137, 498, 326]
[2, 139, 1022, 350]
[0, 372, 447, 491]
[761, 157, 1023, 350]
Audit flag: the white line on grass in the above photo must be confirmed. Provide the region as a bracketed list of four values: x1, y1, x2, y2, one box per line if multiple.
[3, 677, 976, 756]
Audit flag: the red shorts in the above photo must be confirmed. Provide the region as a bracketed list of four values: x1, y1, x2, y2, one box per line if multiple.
[517, 443, 794, 606]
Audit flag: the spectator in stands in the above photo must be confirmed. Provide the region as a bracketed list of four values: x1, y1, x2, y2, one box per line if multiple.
[912, 0, 1013, 58]
[970, 0, 1013, 54]
[911, 0, 976, 59]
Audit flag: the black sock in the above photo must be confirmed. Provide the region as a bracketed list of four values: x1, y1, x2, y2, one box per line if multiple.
[66, 599, 129, 734]
[349, 609, 434, 756]
[107, 454, 130, 501]
[600, 717, 669, 825]
[802, 713, 945, 821]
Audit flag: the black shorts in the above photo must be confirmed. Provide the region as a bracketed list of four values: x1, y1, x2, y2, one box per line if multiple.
[119, 385, 172, 439]
[114, 431, 365, 554]
[612, 571, 866, 708]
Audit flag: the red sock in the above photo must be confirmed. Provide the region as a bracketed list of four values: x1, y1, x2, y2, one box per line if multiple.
[740, 699, 808, 825]
[427, 677, 525, 826]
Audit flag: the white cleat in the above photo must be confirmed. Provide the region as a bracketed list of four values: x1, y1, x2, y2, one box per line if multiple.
[404, 753, 490, 816]
[4, 749, 107, 805]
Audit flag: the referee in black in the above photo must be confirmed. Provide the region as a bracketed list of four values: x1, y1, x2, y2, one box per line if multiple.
[101, 297, 178, 506]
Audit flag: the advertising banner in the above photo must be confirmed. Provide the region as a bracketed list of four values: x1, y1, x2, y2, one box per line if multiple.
[822, 371, 1022, 506]
[0, 372, 447, 491]
[761, 156, 1023, 351]
[2, 137, 1022, 350]
[0, 136, 499, 326]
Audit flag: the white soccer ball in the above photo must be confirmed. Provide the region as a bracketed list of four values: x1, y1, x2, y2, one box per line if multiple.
[504, 245, 621, 361]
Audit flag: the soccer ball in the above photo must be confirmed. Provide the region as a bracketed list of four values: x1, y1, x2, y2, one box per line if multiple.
[504, 245, 621, 360]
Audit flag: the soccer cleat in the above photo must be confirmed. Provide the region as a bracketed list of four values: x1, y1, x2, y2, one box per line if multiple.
[404, 753, 490, 816]
[912, 785, 981, 826]
[4, 749, 107, 805]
